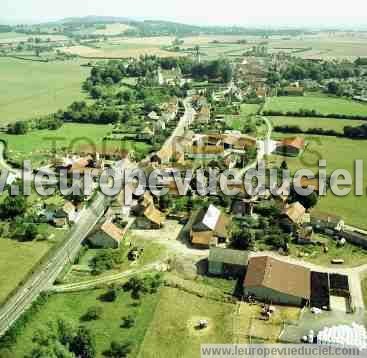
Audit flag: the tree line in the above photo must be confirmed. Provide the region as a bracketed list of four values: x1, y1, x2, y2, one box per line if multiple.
[7, 115, 63, 135]
[263, 108, 367, 121]
[274, 123, 367, 139]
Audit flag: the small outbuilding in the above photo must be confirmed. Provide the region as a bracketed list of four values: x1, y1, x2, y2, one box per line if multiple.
[282, 201, 306, 226]
[190, 205, 230, 248]
[208, 247, 248, 277]
[88, 220, 125, 249]
[275, 137, 305, 157]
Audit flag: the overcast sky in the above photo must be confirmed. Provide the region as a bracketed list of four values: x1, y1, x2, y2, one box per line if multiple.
[1, 0, 367, 27]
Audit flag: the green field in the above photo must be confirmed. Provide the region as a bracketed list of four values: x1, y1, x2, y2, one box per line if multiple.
[0, 235, 58, 305]
[264, 96, 367, 117]
[269, 134, 367, 229]
[139, 287, 235, 357]
[0, 58, 89, 123]
[270, 116, 366, 133]
[11, 288, 160, 357]
[1, 123, 113, 165]
[2, 123, 112, 153]
[226, 103, 260, 131]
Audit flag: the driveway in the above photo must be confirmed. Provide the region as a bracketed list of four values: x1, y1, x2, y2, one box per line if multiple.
[130, 220, 208, 258]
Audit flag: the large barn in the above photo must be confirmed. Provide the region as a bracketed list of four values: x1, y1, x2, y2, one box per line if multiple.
[244, 256, 311, 306]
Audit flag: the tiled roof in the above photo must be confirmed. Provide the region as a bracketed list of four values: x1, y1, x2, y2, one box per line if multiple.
[244, 256, 311, 299]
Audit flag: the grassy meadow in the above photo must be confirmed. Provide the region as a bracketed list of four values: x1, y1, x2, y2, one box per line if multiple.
[264, 96, 367, 117]
[0, 239, 52, 305]
[265, 34, 367, 60]
[11, 288, 160, 357]
[226, 103, 260, 131]
[1, 123, 113, 165]
[0, 58, 89, 123]
[0, 219, 66, 305]
[61, 43, 181, 59]
[269, 134, 367, 229]
[138, 287, 235, 358]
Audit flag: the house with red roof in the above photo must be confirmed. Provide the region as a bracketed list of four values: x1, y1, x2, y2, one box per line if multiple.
[275, 137, 305, 157]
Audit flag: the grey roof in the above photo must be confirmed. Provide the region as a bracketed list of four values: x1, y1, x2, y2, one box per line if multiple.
[209, 247, 249, 266]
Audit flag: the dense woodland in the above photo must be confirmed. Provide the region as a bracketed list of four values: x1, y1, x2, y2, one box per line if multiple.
[267, 58, 365, 86]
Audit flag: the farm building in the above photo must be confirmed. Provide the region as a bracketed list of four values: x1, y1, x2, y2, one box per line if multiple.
[222, 133, 257, 152]
[161, 97, 179, 122]
[134, 201, 166, 230]
[282, 201, 306, 225]
[244, 256, 311, 306]
[231, 198, 256, 217]
[296, 226, 315, 244]
[274, 137, 305, 157]
[255, 86, 268, 98]
[196, 104, 211, 124]
[189, 134, 224, 158]
[156, 67, 182, 86]
[88, 220, 125, 249]
[281, 85, 305, 96]
[190, 205, 230, 248]
[52, 201, 80, 226]
[208, 247, 248, 277]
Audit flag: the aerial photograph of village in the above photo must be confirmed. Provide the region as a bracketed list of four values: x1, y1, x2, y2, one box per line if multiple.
[0, 1, 367, 357]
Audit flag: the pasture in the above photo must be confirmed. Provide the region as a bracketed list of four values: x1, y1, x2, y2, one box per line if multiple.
[0, 58, 89, 123]
[270, 116, 366, 134]
[1, 123, 112, 165]
[138, 287, 235, 357]
[11, 288, 160, 357]
[268, 134, 367, 229]
[0, 33, 67, 44]
[62, 43, 181, 59]
[105, 33, 367, 60]
[0, 239, 50, 305]
[0, 223, 65, 305]
[265, 33, 367, 60]
[226, 104, 260, 131]
[264, 96, 367, 117]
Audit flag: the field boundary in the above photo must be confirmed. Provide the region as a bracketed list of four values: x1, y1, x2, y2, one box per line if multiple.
[1, 55, 49, 63]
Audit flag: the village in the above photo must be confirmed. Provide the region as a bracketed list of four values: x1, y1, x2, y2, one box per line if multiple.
[2, 21, 367, 356]
[21, 56, 367, 349]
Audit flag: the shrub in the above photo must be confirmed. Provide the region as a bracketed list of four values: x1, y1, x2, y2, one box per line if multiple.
[82, 306, 103, 321]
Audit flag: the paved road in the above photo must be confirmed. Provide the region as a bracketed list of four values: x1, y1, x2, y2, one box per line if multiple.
[156, 98, 195, 161]
[0, 193, 109, 336]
